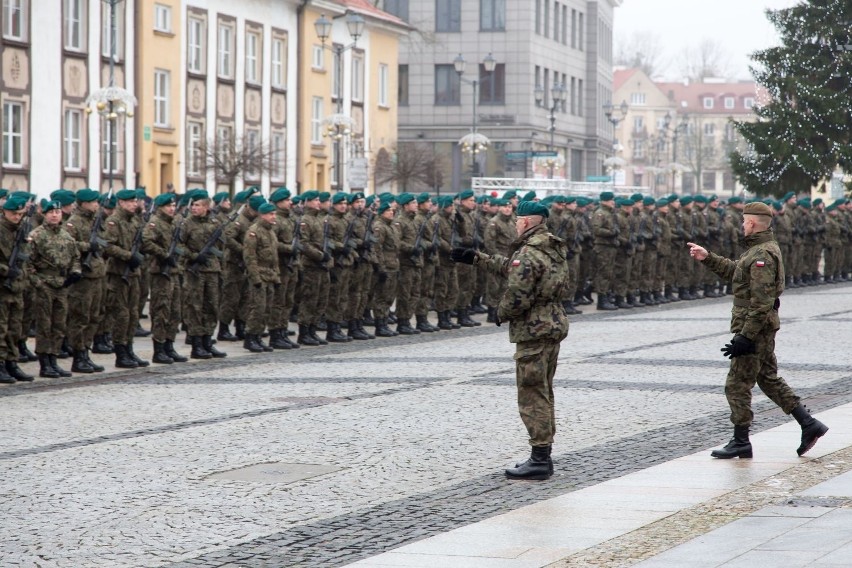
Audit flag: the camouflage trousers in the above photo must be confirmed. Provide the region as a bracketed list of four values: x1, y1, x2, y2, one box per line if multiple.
[485, 270, 507, 307]
[563, 252, 580, 302]
[298, 266, 329, 326]
[106, 273, 140, 345]
[347, 261, 372, 321]
[0, 290, 24, 361]
[666, 242, 682, 289]
[455, 263, 475, 309]
[220, 262, 248, 325]
[182, 271, 219, 337]
[593, 245, 617, 295]
[327, 265, 351, 324]
[678, 248, 694, 288]
[271, 265, 298, 330]
[396, 265, 421, 321]
[654, 252, 669, 291]
[641, 247, 657, 291]
[96, 278, 112, 335]
[417, 261, 436, 317]
[149, 273, 181, 343]
[789, 241, 804, 278]
[34, 284, 68, 355]
[630, 246, 644, 288]
[725, 327, 800, 426]
[246, 282, 275, 335]
[612, 249, 633, 296]
[579, 245, 595, 292]
[515, 338, 561, 446]
[371, 270, 398, 319]
[434, 261, 458, 312]
[824, 245, 843, 278]
[139, 266, 150, 318]
[67, 276, 104, 350]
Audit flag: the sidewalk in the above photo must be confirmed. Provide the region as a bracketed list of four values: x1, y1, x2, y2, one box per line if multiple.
[347, 403, 852, 568]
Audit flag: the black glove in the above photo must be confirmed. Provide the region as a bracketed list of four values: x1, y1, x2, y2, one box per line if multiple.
[495, 313, 502, 327]
[195, 251, 211, 266]
[450, 247, 477, 264]
[6, 265, 21, 282]
[253, 282, 262, 289]
[88, 240, 100, 255]
[63, 272, 82, 288]
[127, 252, 144, 270]
[162, 256, 178, 268]
[377, 271, 388, 284]
[341, 245, 353, 257]
[321, 251, 331, 263]
[412, 245, 424, 257]
[721, 334, 756, 359]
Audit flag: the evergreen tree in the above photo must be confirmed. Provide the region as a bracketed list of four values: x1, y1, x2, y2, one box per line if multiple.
[731, 0, 852, 197]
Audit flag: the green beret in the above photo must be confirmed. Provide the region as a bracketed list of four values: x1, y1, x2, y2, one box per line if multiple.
[616, 197, 633, 207]
[630, 193, 643, 202]
[728, 196, 743, 204]
[3, 195, 28, 211]
[540, 196, 555, 206]
[492, 198, 509, 207]
[212, 191, 230, 204]
[0, 188, 8, 199]
[679, 195, 694, 206]
[177, 194, 191, 208]
[116, 189, 137, 201]
[743, 202, 773, 216]
[49, 189, 76, 206]
[797, 198, 811, 209]
[522, 190, 537, 202]
[655, 198, 669, 207]
[516, 200, 549, 218]
[41, 198, 62, 213]
[332, 192, 349, 204]
[301, 190, 320, 201]
[350, 191, 365, 202]
[709, 194, 718, 201]
[416, 192, 431, 204]
[771, 200, 783, 211]
[396, 193, 415, 206]
[100, 194, 117, 208]
[245, 185, 261, 197]
[576, 197, 591, 207]
[693, 194, 708, 203]
[457, 189, 475, 200]
[269, 188, 291, 203]
[318, 191, 331, 203]
[813, 198, 823, 206]
[379, 193, 396, 204]
[153, 193, 176, 207]
[291, 195, 302, 205]
[189, 190, 210, 202]
[232, 190, 249, 204]
[437, 196, 454, 209]
[365, 195, 376, 207]
[782, 191, 796, 201]
[134, 188, 147, 199]
[257, 203, 276, 214]
[599, 191, 614, 201]
[503, 190, 517, 199]
[643, 196, 655, 206]
[248, 195, 267, 211]
[75, 189, 100, 203]
[564, 196, 576, 204]
[377, 201, 392, 214]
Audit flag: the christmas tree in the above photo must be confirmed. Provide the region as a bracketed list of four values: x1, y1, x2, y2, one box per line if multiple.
[731, 0, 852, 197]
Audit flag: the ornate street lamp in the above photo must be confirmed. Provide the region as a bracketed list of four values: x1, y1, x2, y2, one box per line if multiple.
[454, 53, 497, 180]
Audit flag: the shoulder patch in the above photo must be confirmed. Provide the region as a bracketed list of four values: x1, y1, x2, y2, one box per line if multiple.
[107, 221, 115, 226]
[66, 222, 74, 228]
[149, 222, 157, 227]
[511, 259, 521, 266]
[248, 232, 256, 238]
[755, 260, 765, 267]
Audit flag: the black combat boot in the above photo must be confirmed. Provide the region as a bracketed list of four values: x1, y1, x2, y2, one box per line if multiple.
[203, 335, 227, 357]
[217, 322, 238, 341]
[396, 319, 420, 335]
[596, 294, 617, 311]
[704, 284, 721, 298]
[71, 350, 96, 373]
[615, 295, 632, 309]
[582, 283, 595, 304]
[437, 311, 454, 330]
[48, 354, 71, 377]
[59, 338, 73, 359]
[103, 333, 115, 351]
[269, 329, 292, 350]
[357, 319, 376, 338]
[297, 324, 320, 346]
[505, 445, 553, 480]
[415, 315, 436, 332]
[243, 334, 264, 353]
[457, 308, 480, 327]
[573, 290, 586, 305]
[189, 336, 212, 359]
[664, 285, 679, 302]
[91, 334, 110, 354]
[82, 348, 105, 372]
[38, 353, 60, 378]
[257, 333, 273, 352]
[233, 319, 246, 340]
[361, 309, 375, 326]
[164, 340, 188, 362]
[151, 341, 174, 364]
[654, 290, 669, 304]
[308, 325, 328, 345]
[629, 293, 644, 307]
[486, 307, 497, 323]
[134, 323, 152, 338]
[18, 339, 37, 362]
[347, 320, 371, 340]
[113, 344, 139, 368]
[470, 297, 488, 314]
[6, 360, 33, 382]
[711, 425, 752, 459]
[374, 318, 397, 337]
[127, 343, 150, 367]
[327, 322, 352, 342]
[562, 300, 582, 315]
[678, 286, 693, 300]
[791, 405, 829, 456]
[0, 361, 19, 383]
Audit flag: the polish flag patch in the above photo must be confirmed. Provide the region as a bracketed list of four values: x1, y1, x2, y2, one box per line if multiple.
[512, 260, 521, 266]
[755, 261, 765, 267]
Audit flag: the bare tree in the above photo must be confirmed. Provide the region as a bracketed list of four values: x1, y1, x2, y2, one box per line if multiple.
[198, 133, 278, 195]
[677, 38, 734, 82]
[374, 142, 446, 192]
[615, 31, 668, 77]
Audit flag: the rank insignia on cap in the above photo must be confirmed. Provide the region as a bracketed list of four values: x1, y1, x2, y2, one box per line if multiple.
[755, 261, 765, 267]
[512, 260, 521, 266]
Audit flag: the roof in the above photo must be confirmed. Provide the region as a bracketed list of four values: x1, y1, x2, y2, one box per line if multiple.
[613, 68, 639, 93]
[656, 80, 767, 115]
[332, 0, 410, 30]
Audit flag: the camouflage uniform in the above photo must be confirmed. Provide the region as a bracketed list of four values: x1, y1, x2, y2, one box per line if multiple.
[103, 208, 143, 346]
[652, 208, 672, 297]
[454, 204, 477, 313]
[415, 209, 438, 327]
[701, 229, 800, 426]
[243, 217, 280, 336]
[271, 207, 300, 335]
[179, 212, 222, 337]
[395, 209, 424, 326]
[297, 208, 330, 329]
[326, 209, 354, 329]
[591, 203, 618, 299]
[434, 208, 459, 319]
[370, 215, 400, 320]
[347, 208, 372, 325]
[221, 209, 255, 332]
[0, 216, 27, 363]
[612, 207, 634, 301]
[484, 212, 514, 307]
[141, 209, 181, 344]
[65, 208, 107, 352]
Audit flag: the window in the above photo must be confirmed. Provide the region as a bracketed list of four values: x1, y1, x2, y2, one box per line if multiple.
[352, 53, 364, 102]
[101, 0, 124, 59]
[311, 97, 323, 144]
[703, 123, 715, 136]
[216, 124, 232, 164]
[571, 9, 576, 49]
[271, 37, 286, 88]
[154, 4, 171, 33]
[64, 109, 82, 170]
[725, 122, 736, 142]
[744, 97, 755, 109]
[535, 0, 541, 35]
[186, 121, 203, 176]
[703, 96, 714, 109]
[2, 101, 23, 167]
[436, 0, 461, 32]
[102, 119, 118, 173]
[398, 64, 409, 106]
[633, 116, 644, 132]
[187, 17, 205, 74]
[724, 96, 734, 109]
[479, 63, 505, 105]
[64, 0, 85, 51]
[480, 0, 505, 31]
[332, 48, 342, 100]
[245, 128, 260, 177]
[577, 78, 583, 116]
[553, 2, 559, 41]
[578, 12, 584, 50]
[543, 0, 549, 38]
[630, 92, 646, 105]
[703, 172, 716, 190]
[245, 31, 260, 84]
[218, 23, 234, 79]
[561, 5, 567, 45]
[570, 76, 576, 115]
[435, 64, 460, 105]
[271, 131, 285, 180]
[384, 0, 409, 22]
[534, 66, 541, 106]
[154, 69, 170, 127]
[723, 172, 735, 191]
[633, 139, 645, 159]
[2, 0, 26, 41]
[312, 45, 324, 70]
[378, 63, 390, 107]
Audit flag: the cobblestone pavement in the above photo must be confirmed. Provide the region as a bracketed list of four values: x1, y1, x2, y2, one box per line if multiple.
[1, 283, 850, 567]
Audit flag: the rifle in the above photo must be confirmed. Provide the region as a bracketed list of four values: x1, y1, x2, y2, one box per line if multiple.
[321, 217, 333, 269]
[3, 198, 36, 290]
[472, 213, 483, 251]
[82, 190, 113, 271]
[411, 217, 427, 262]
[187, 205, 244, 275]
[122, 200, 157, 283]
[339, 215, 357, 259]
[425, 218, 440, 260]
[288, 213, 303, 269]
[450, 209, 461, 248]
[360, 209, 377, 261]
[161, 208, 189, 279]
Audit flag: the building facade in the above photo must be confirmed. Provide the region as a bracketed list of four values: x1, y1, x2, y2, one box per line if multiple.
[382, 0, 621, 192]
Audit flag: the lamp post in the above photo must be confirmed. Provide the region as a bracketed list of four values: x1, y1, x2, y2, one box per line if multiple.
[534, 82, 566, 178]
[454, 53, 496, 181]
[660, 110, 689, 191]
[85, 0, 136, 195]
[603, 100, 628, 188]
[314, 12, 365, 190]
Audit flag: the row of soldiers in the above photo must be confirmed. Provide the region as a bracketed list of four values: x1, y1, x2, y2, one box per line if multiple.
[1, 184, 849, 383]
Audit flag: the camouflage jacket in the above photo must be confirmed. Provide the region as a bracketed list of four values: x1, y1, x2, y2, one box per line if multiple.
[436, 209, 456, 267]
[484, 212, 515, 257]
[223, 210, 256, 269]
[328, 210, 356, 268]
[66, 208, 107, 279]
[274, 209, 299, 270]
[456, 206, 476, 248]
[415, 210, 436, 265]
[0, 216, 29, 294]
[29, 222, 81, 289]
[397, 210, 424, 268]
[180, 213, 222, 273]
[592, 204, 618, 247]
[373, 215, 400, 272]
[141, 209, 175, 275]
[772, 211, 793, 245]
[243, 218, 280, 285]
[299, 208, 329, 269]
[824, 214, 842, 249]
[477, 223, 569, 344]
[652, 210, 671, 255]
[701, 229, 783, 339]
[103, 208, 142, 277]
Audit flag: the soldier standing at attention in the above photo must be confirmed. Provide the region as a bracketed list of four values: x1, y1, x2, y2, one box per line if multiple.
[325, 192, 355, 343]
[434, 196, 460, 330]
[346, 192, 375, 340]
[394, 193, 423, 335]
[687, 201, 828, 459]
[268, 187, 300, 349]
[454, 190, 480, 328]
[296, 190, 331, 346]
[592, 191, 618, 310]
[414, 193, 439, 333]
[0, 195, 35, 383]
[484, 198, 515, 322]
[29, 199, 82, 378]
[370, 201, 401, 337]
[242, 202, 280, 353]
[141, 193, 188, 364]
[452, 200, 569, 480]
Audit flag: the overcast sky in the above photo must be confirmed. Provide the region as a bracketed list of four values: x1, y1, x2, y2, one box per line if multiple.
[614, 0, 801, 80]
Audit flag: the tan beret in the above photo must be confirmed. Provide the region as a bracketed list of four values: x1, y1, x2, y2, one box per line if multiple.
[743, 202, 773, 217]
